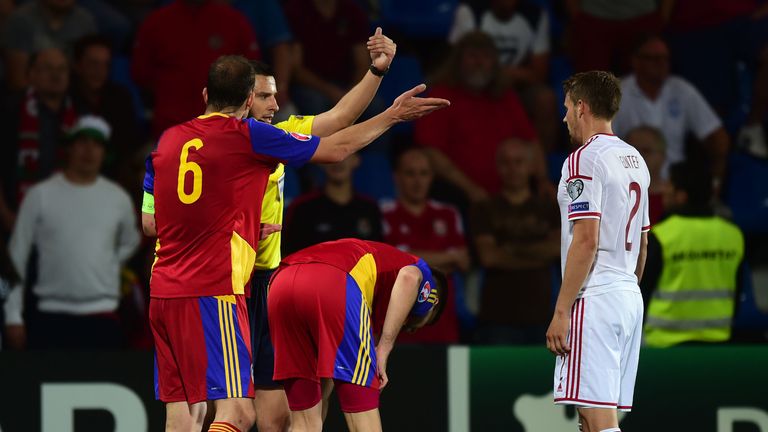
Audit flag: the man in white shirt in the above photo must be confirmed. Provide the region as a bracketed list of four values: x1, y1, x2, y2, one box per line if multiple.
[612, 35, 730, 188]
[549, 71, 650, 432]
[4, 115, 140, 350]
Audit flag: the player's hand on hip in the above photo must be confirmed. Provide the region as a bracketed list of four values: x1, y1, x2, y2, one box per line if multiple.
[5, 324, 27, 350]
[546, 313, 571, 356]
[368, 27, 397, 71]
[388, 84, 450, 122]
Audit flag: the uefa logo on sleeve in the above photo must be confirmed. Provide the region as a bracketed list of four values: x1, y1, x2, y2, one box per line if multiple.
[417, 282, 431, 303]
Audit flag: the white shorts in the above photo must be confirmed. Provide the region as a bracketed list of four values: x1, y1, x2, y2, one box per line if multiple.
[553, 289, 643, 412]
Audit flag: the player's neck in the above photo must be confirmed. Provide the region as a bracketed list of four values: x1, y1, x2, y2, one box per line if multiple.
[501, 186, 530, 205]
[400, 199, 426, 216]
[204, 106, 246, 118]
[636, 76, 663, 101]
[325, 181, 353, 205]
[580, 120, 613, 145]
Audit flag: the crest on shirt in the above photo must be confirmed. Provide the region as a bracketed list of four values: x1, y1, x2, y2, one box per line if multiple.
[289, 132, 311, 141]
[567, 179, 584, 201]
[417, 281, 431, 303]
[433, 219, 447, 236]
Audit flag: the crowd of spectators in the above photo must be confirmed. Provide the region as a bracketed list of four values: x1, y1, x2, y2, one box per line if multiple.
[1, 0, 767, 349]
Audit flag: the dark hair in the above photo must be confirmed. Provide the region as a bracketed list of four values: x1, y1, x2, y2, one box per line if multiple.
[426, 266, 449, 326]
[27, 47, 67, 71]
[631, 33, 667, 57]
[206, 55, 255, 111]
[73, 34, 112, 62]
[394, 146, 431, 172]
[249, 60, 274, 77]
[669, 162, 712, 207]
[562, 71, 622, 120]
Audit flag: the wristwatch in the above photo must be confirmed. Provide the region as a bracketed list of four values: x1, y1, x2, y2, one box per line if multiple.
[369, 63, 389, 77]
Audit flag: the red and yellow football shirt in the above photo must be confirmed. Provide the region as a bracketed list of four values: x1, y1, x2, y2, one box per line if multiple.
[145, 113, 318, 298]
[281, 239, 419, 333]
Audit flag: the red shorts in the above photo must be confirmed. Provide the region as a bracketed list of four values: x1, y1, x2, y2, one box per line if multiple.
[268, 263, 379, 389]
[150, 295, 254, 403]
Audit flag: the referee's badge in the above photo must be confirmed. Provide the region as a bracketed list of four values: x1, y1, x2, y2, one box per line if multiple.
[567, 179, 584, 201]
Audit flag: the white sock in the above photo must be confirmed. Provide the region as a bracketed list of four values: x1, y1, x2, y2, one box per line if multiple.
[599, 428, 621, 432]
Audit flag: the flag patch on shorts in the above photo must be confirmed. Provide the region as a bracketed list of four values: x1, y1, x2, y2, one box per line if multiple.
[569, 202, 589, 212]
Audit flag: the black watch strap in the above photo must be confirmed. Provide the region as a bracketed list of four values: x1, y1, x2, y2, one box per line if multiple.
[369, 63, 389, 77]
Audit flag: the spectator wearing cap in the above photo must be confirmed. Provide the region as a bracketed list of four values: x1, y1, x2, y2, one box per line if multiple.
[3, 115, 140, 350]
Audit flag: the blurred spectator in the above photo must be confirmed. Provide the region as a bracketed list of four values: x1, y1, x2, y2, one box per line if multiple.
[71, 35, 141, 180]
[77, 0, 133, 52]
[2, 0, 97, 90]
[470, 139, 559, 344]
[448, 0, 560, 151]
[284, 0, 371, 113]
[381, 147, 467, 343]
[565, 0, 664, 74]
[665, 1, 768, 116]
[0, 48, 75, 233]
[739, 44, 768, 159]
[283, 154, 383, 255]
[414, 31, 546, 211]
[612, 35, 730, 189]
[232, 0, 298, 120]
[131, 0, 260, 138]
[0, 245, 20, 350]
[642, 162, 744, 347]
[626, 125, 669, 226]
[3, 115, 140, 350]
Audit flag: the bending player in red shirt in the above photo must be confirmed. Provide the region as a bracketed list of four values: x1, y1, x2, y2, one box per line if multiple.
[143, 56, 448, 432]
[267, 239, 447, 432]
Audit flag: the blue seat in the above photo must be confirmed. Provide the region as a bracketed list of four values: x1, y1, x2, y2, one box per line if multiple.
[378, 0, 458, 38]
[733, 263, 768, 330]
[353, 151, 396, 201]
[725, 153, 768, 233]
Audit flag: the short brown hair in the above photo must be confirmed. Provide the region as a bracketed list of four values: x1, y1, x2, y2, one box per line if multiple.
[562, 71, 622, 120]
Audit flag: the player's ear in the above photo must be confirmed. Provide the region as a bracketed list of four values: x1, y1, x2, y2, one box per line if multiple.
[202, 87, 208, 105]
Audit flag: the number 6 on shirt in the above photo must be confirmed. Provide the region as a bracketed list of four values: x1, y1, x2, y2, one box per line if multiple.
[178, 138, 204, 204]
[625, 182, 641, 251]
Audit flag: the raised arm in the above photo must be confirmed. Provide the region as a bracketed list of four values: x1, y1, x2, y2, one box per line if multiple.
[311, 28, 396, 137]
[311, 84, 449, 163]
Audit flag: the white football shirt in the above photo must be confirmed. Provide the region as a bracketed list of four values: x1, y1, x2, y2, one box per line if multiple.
[558, 134, 651, 297]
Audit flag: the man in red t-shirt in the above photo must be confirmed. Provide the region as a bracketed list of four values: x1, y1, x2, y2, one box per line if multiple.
[267, 239, 447, 431]
[414, 31, 548, 210]
[132, 0, 261, 138]
[142, 55, 449, 432]
[382, 147, 468, 343]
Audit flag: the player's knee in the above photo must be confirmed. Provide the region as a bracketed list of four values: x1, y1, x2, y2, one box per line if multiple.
[256, 409, 290, 432]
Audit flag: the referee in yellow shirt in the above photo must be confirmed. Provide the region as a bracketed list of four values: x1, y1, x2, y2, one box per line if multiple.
[247, 29, 396, 431]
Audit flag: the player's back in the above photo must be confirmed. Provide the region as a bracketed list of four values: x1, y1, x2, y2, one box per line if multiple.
[150, 114, 274, 298]
[558, 134, 651, 297]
